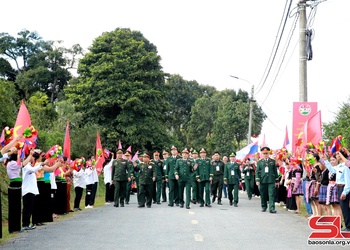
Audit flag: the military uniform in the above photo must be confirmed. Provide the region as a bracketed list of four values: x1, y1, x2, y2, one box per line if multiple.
[151, 152, 164, 204]
[111, 151, 133, 207]
[211, 157, 225, 204]
[242, 161, 255, 200]
[190, 151, 199, 204]
[255, 147, 279, 213]
[224, 154, 241, 206]
[161, 151, 168, 202]
[135, 154, 156, 208]
[124, 152, 134, 205]
[165, 146, 180, 206]
[174, 149, 194, 209]
[196, 148, 213, 207]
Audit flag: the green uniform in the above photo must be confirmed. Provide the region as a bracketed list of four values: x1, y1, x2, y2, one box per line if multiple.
[242, 163, 255, 199]
[112, 158, 133, 206]
[211, 160, 225, 203]
[135, 161, 156, 207]
[174, 158, 194, 208]
[255, 158, 278, 212]
[224, 162, 241, 205]
[196, 158, 213, 206]
[165, 156, 180, 206]
[125, 160, 134, 204]
[190, 158, 199, 203]
[161, 159, 167, 202]
[150, 159, 164, 203]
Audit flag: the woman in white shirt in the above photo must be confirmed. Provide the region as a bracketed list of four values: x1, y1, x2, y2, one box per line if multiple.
[22, 150, 62, 230]
[73, 158, 86, 211]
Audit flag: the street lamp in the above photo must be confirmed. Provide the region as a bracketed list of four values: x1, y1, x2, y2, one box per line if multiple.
[229, 75, 255, 144]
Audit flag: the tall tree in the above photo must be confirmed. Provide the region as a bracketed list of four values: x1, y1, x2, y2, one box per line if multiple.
[0, 79, 18, 128]
[66, 28, 170, 151]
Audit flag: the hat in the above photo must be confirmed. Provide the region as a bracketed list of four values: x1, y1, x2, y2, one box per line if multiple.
[124, 151, 131, 156]
[143, 153, 150, 158]
[153, 151, 160, 156]
[261, 147, 270, 153]
[199, 148, 206, 153]
[182, 148, 189, 154]
[229, 152, 236, 157]
[171, 145, 177, 150]
[162, 150, 169, 155]
[116, 149, 123, 154]
[192, 149, 198, 155]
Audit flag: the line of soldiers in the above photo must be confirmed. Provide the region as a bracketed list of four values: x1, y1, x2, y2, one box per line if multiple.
[109, 145, 254, 209]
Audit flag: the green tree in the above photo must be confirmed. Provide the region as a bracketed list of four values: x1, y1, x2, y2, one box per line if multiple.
[0, 79, 18, 128]
[66, 28, 170, 151]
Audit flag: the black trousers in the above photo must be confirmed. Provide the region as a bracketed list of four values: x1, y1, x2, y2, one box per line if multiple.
[211, 176, 223, 201]
[8, 181, 22, 233]
[85, 184, 93, 207]
[32, 181, 45, 224]
[74, 187, 83, 209]
[105, 183, 114, 202]
[114, 181, 127, 205]
[338, 185, 350, 229]
[42, 182, 53, 222]
[90, 182, 98, 206]
[22, 193, 35, 227]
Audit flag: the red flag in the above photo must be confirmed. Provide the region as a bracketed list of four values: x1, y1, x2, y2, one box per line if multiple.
[95, 132, 105, 175]
[303, 111, 322, 146]
[63, 121, 71, 160]
[261, 134, 266, 147]
[118, 139, 122, 149]
[14, 100, 33, 163]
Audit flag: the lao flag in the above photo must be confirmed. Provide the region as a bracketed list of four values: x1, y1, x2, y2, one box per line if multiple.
[236, 141, 259, 161]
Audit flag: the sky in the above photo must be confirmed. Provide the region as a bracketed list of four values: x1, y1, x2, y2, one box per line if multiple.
[2, 0, 349, 150]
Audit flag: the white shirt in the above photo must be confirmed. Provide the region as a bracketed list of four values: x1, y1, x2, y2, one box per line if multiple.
[84, 168, 94, 185]
[92, 168, 99, 183]
[7, 160, 22, 179]
[103, 161, 113, 184]
[73, 169, 86, 188]
[22, 162, 42, 196]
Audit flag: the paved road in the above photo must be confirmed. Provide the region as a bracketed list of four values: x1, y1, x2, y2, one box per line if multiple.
[1, 193, 320, 250]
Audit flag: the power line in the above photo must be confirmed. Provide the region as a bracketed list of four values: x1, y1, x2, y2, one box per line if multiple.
[255, 0, 294, 95]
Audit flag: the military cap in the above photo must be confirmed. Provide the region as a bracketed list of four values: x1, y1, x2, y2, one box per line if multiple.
[116, 149, 123, 154]
[192, 149, 198, 155]
[171, 145, 177, 150]
[199, 148, 207, 153]
[229, 152, 236, 157]
[143, 153, 150, 158]
[124, 151, 131, 156]
[182, 148, 189, 154]
[261, 147, 270, 153]
[153, 151, 160, 156]
[162, 150, 169, 155]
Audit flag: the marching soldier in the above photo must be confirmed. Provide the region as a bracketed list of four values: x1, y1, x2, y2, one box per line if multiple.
[224, 153, 241, 207]
[124, 151, 134, 205]
[255, 147, 279, 213]
[111, 149, 133, 207]
[165, 146, 180, 207]
[211, 152, 225, 205]
[175, 148, 194, 209]
[161, 150, 169, 202]
[242, 158, 255, 200]
[134, 153, 156, 208]
[196, 148, 213, 207]
[190, 149, 199, 204]
[151, 151, 164, 204]
[133, 153, 143, 205]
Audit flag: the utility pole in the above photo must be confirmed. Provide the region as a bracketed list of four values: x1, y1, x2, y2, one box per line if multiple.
[247, 85, 255, 144]
[299, 0, 307, 102]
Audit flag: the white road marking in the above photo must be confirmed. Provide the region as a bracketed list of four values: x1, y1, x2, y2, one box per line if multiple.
[194, 234, 203, 241]
[191, 220, 198, 224]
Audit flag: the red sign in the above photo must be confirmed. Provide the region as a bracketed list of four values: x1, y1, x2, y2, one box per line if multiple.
[292, 102, 317, 153]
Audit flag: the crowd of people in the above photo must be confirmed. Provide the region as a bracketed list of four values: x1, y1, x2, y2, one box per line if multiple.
[1, 135, 350, 233]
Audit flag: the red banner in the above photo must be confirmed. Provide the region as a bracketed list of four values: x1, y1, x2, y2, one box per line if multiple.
[292, 102, 318, 153]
